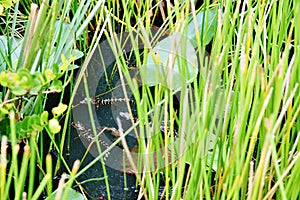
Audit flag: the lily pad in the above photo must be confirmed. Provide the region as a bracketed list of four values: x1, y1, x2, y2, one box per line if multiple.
[141, 8, 218, 90]
[141, 33, 198, 90]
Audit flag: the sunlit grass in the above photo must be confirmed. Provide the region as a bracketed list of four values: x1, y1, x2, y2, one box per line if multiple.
[93, 0, 300, 199]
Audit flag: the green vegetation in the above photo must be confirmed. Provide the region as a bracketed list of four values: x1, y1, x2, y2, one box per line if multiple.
[0, 0, 299, 199]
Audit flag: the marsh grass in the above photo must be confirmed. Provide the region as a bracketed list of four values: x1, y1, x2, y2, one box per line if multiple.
[87, 0, 300, 199]
[0, 0, 299, 199]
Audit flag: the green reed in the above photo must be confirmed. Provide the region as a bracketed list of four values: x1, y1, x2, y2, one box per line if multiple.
[1, 0, 299, 199]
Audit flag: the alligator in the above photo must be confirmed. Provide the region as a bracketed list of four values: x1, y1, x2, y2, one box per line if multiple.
[72, 97, 179, 165]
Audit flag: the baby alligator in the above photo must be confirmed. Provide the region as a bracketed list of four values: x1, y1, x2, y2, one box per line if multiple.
[71, 121, 120, 162]
[73, 97, 178, 162]
[79, 97, 136, 109]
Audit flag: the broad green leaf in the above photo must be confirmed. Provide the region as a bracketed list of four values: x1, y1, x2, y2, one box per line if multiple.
[0, 36, 22, 71]
[30, 115, 44, 132]
[179, 131, 218, 171]
[8, 69, 32, 95]
[49, 80, 62, 92]
[30, 78, 42, 94]
[0, 0, 18, 9]
[18, 68, 33, 86]
[34, 71, 47, 85]
[52, 63, 59, 74]
[48, 118, 61, 134]
[206, 146, 219, 172]
[20, 117, 31, 132]
[187, 8, 218, 46]
[46, 188, 84, 200]
[44, 69, 56, 82]
[0, 107, 9, 116]
[65, 49, 84, 70]
[54, 20, 74, 36]
[142, 33, 198, 90]
[0, 71, 10, 86]
[40, 111, 49, 126]
[10, 85, 28, 96]
[0, 31, 83, 73]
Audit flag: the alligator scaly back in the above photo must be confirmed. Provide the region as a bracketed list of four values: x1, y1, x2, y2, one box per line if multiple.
[71, 121, 111, 162]
[79, 97, 136, 109]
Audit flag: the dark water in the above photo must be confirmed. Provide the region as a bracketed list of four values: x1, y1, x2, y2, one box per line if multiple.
[67, 125, 138, 200]
[68, 82, 139, 198]
[67, 40, 142, 199]
[67, 32, 185, 199]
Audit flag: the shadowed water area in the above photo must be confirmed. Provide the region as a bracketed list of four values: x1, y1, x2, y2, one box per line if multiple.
[68, 46, 140, 199]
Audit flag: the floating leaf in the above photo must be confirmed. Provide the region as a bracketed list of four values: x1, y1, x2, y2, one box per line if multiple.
[18, 68, 33, 85]
[187, 8, 218, 46]
[30, 79, 43, 94]
[141, 9, 218, 89]
[142, 33, 198, 90]
[46, 188, 84, 200]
